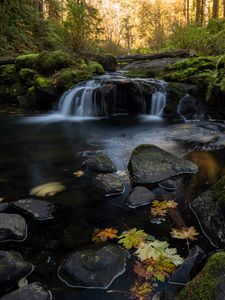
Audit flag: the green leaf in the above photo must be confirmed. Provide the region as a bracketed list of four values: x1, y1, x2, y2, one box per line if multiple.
[118, 228, 148, 250]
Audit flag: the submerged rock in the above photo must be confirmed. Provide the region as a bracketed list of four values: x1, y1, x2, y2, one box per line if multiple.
[0, 213, 27, 242]
[128, 144, 198, 184]
[1, 282, 51, 300]
[159, 179, 178, 191]
[58, 244, 127, 288]
[92, 174, 124, 196]
[127, 186, 155, 208]
[176, 252, 225, 300]
[82, 154, 117, 173]
[12, 198, 54, 220]
[0, 251, 33, 291]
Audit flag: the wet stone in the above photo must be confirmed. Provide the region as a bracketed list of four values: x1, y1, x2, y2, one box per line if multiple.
[1, 282, 51, 300]
[159, 179, 178, 191]
[12, 198, 54, 220]
[82, 154, 117, 173]
[92, 173, 124, 196]
[58, 244, 127, 288]
[128, 144, 198, 184]
[0, 203, 9, 212]
[127, 186, 155, 208]
[0, 213, 27, 242]
[0, 251, 33, 292]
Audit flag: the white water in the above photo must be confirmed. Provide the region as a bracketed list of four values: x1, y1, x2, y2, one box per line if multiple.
[150, 91, 167, 117]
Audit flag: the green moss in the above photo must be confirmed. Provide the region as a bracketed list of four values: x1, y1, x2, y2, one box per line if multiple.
[212, 175, 225, 205]
[176, 252, 225, 300]
[88, 61, 104, 75]
[37, 51, 74, 74]
[19, 68, 37, 86]
[34, 76, 53, 91]
[0, 64, 17, 84]
[15, 53, 39, 70]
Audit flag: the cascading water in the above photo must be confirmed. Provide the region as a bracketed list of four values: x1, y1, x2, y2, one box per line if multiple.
[57, 74, 167, 118]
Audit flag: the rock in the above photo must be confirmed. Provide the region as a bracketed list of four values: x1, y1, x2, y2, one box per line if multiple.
[95, 54, 117, 72]
[12, 198, 54, 220]
[177, 94, 205, 120]
[170, 246, 205, 284]
[191, 176, 225, 245]
[61, 220, 92, 249]
[176, 252, 225, 300]
[92, 174, 124, 196]
[0, 251, 33, 291]
[58, 244, 127, 288]
[0, 213, 27, 242]
[159, 179, 178, 191]
[0, 203, 9, 212]
[127, 186, 155, 208]
[82, 154, 117, 173]
[1, 282, 51, 300]
[128, 144, 198, 184]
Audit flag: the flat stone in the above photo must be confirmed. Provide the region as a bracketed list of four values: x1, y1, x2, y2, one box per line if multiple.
[0, 251, 33, 291]
[1, 282, 51, 300]
[127, 186, 155, 208]
[58, 244, 127, 288]
[0, 203, 9, 212]
[159, 179, 178, 190]
[82, 154, 117, 173]
[0, 213, 27, 242]
[92, 174, 124, 196]
[128, 144, 198, 184]
[12, 198, 54, 220]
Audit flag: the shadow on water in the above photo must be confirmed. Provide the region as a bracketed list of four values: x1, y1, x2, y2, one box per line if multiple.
[1, 112, 225, 299]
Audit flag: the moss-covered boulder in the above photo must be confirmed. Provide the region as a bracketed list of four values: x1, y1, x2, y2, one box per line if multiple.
[88, 61, 104, 75]
[94, 54, 117, 72]
[176, 252, 225, 300]
[19, 68, 37, 86]
[0, 64, 18, 85]
[33, 76, 57, 109]
[15, 53, 39, 70]
[37, 51, 74, 74]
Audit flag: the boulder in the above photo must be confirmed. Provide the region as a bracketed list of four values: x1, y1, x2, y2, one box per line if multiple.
[1, 282, 51, 300]
[58, 244, 127, 288]
[176, 252, 225, 300]
[12, 198, 55, 220]
[92, 174, 124, 196]
[82, 154, 117, 173]
[177, 94, 205, 120]
[95, 54, 117, 72]
[127, 186, 155, 208]
[159, 179, 178, 191]
[0, 213, 27, 242]
[128, 144, 198, 184]
[0, 251, 33, 292]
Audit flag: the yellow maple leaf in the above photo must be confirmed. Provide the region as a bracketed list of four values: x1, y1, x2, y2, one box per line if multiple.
[73, 170, 85, 177]
[29, 181, 66, 197]
[151, 200, 177, 217]
[170, 226, 199, 240]
[92, 228, 118, 243]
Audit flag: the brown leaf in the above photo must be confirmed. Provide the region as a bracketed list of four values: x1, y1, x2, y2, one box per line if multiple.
[170, 226, 199, 240]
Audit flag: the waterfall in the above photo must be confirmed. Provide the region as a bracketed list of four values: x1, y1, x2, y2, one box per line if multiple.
[150, 90, 167, 117]
[57, 75, 167, 118]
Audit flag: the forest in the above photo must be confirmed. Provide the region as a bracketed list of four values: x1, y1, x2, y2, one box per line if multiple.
[0, 1, 225, 300]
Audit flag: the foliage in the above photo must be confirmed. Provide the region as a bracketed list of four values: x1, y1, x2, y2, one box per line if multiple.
[118, 228, 148, 250]
[29, 181, 66, 197]
[130, 281, 154, 300]
[170, 227, 199, 240]
[151, 200, 178, 217]
[73, 170, 85, 177]
[92, 228, 118, 243]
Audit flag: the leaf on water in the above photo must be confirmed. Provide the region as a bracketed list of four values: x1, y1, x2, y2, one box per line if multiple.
[170, 226, 199, 240]
[118, 228, 148, 250]
[116, 171, 127, 177]
[18, 277, 28, 288]
[0, 198, 4, 202]
[151, 200, 178, 217]
[29, 181, 66, 197]
[92, 228, 118, 243]
[135, 240, 183, 266]
[130, 280, 154, 300]
[73, 170, 85, 177]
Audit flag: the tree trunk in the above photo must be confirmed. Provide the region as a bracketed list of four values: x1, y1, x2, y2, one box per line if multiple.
[212, 0, 219, 18]
[223, 0, 225, 17]
[187, 0, 190, 24]
[117, 50, 190, 61]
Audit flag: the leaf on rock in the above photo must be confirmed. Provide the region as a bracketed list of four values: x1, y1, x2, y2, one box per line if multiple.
[73, 170, 85, 177]
[118, 228, 148, 250]
[151, 200, 178, 217]
[130, 280, 154, 300]
[92, 228, 118, 243]
[29, 181, 66, 197]
[170, 226, 199, 240]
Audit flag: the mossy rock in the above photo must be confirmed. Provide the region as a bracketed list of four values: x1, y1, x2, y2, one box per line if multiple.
[176, 252, 225, 300]
[94, 54, 117, 72]
[88, 61, 104, 75]
[37, 51, 74, 74]
[34, 76, 56, 94]
[19, 68, 37, 86]
[127, 69, 157, 78]
[0, 64, 17, 85]
[212, 175, 225, 207]
[15, 54, 39, 70]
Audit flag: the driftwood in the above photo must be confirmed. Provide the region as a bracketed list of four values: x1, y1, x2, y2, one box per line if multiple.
[168, 208, 186, 228]
[117, 50, 190, 62]
[0, 57, 16, 65]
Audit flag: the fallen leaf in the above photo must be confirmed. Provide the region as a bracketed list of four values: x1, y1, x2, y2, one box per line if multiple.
[73, 170, 85, 177]
[0, 198, 4, 202]
[118, 228, 148, 250]
[130, 280, 154, 300]
[170, 226, 199, 240]
[151, 200, 178, 217]
[97, 228, 118, 242]
[29, 182, 66, 197]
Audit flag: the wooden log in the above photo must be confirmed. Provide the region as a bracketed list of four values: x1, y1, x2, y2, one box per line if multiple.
[117, 50, 190, 62]
[0, 57, 16, 65]
[168, 208, 186, 228]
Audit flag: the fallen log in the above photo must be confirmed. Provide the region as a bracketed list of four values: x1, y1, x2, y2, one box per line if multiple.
[0, 57, 16, 65]
[117, 50, 190, 62]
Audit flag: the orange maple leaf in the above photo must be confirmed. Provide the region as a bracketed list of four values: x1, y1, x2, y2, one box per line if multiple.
[96, 228, 118, 242]
[170, 226, 199, 240]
